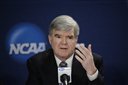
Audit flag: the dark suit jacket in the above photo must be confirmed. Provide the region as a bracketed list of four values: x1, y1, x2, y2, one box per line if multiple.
[26, 49, 104, 85]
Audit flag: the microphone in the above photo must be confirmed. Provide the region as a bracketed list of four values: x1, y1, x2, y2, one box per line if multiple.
[58, 67, 71, 85]
[60, 74, 70, 85]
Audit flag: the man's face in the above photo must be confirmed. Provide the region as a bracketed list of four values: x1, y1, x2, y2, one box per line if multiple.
[48, 29, 78, 60]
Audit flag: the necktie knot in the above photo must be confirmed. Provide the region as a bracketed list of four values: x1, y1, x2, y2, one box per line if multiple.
[59, 61, 67, 67]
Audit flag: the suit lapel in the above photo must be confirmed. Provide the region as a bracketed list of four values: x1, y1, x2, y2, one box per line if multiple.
[42, 50, 58, 85]
[72, 56, 89, 85]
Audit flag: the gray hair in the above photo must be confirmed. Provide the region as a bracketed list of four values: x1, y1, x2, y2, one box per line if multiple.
[49, 15, 80, 38]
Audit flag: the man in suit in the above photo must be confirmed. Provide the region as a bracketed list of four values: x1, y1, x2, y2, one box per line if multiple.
[26, 15, 104, 85]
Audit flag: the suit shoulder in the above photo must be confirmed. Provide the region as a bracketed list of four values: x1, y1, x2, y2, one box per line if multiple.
[27, 49, 53, 63]
[92, 53, 103, 68]
[93, 53, 102, 61]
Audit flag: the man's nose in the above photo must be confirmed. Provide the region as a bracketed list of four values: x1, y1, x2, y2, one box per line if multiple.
[61, 38, 67, 44]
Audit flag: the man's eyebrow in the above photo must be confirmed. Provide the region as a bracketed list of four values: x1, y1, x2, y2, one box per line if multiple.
[54, 34, 61, 36]
[67, 35, 74, 37]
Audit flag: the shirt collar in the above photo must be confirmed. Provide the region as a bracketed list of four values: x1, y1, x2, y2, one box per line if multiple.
[54, 54, 74, 67]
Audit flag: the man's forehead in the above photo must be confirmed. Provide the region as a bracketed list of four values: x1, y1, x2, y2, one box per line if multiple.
[53, 30, 74, 35]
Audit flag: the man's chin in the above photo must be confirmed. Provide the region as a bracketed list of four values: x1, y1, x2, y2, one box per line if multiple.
[58, 54, 69, 59]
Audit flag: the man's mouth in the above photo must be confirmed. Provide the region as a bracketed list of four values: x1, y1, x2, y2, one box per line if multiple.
[60, 48, 68, 50]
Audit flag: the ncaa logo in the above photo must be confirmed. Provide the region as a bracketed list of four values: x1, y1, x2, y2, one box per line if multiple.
[6, 23, 47, 64]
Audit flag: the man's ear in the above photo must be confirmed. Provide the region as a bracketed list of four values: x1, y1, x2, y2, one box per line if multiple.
[48, 35, 51, 45]
[75, 36, 78, 42]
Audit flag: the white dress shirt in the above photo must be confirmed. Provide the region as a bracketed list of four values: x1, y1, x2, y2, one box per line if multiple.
[54, 54, 98, 81]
